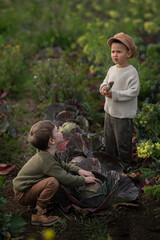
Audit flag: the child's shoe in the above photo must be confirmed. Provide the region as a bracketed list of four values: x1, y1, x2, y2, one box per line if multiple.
[31, 206, 58, 226]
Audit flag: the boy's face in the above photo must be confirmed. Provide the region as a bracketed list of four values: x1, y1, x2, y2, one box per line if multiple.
[52, 126, 64, 145]
[111, 42, 131, 68]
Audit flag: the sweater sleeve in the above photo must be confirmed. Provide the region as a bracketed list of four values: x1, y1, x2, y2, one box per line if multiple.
[112, 69, 140, 102]
[45, 154, 85, 187]
[99, 70, 110, 91]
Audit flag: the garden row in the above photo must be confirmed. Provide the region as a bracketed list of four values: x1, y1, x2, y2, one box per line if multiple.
[0, 0, 160, 239]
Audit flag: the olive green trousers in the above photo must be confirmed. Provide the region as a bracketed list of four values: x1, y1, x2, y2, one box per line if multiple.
[104, 113, 133, 167]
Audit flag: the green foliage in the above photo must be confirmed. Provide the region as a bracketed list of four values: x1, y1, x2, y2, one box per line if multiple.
[138, 44, 160, 105]
[31, 57, 88, 103]
[1, 0, 160, 238]
[0, 176, 26, 238]
[134, 103, 160, 140]
[135, 104, 160, 162]
[79, 216, 111, 240]
[0, 133, 21, 163]
[140, 168, 156, 180]
[144, 184, 160, 201]
[0, 0, 160, 106]
[137, 139, 160, 161]
[0, 44, 29, 95]
[1, 214, 26, 238]
[54, 218, 67, 237]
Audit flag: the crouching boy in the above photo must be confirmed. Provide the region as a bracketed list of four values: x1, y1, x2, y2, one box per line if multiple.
[13, 120, 96, 226]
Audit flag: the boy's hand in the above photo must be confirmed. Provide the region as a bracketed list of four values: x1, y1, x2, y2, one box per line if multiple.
[100, 85, 107, 96]
[104, 90, 112, 98]
[84, 176, 96, 184]
[100, 86, 112, 98]
[78, 169, 95, 177]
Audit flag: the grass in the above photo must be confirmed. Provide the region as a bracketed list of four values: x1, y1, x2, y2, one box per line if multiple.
[1, 0, 160, 239]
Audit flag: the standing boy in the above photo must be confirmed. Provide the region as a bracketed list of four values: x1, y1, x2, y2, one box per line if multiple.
[13, 120, 96, 226]
[100, 32, 140, 172]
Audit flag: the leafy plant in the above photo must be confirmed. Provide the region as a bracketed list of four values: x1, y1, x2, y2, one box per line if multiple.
[137, 139, 160, 161]
[0, 44, 29, 96]
[1, 214, 26, 238]
[31, 57, 88, 103]
[54, 218, 67, 237]
[0, 176, 26, 238]
[140, 168, 157, 180]
[79, 215, 112, 240]
[134, 103, 160, 140]
[0, 133, 21, 163]
[144, 184, 160, 201]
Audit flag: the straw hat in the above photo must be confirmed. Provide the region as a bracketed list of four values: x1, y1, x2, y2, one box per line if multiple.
[107, 32, 136, 58]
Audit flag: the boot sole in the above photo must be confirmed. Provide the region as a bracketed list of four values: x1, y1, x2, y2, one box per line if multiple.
[31, 218, 59, 226]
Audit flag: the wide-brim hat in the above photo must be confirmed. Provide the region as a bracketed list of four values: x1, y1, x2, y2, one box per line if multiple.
[107, 32, 136, 58]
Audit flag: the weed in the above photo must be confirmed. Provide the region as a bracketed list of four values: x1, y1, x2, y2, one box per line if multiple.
[134, 103, 160, 140]
[0, 176, 26, 238]
[0, 44, 29, 96]
[0, 133, 21, 163]
[144, 184, 160, 202]
[140, 168, 157, 180]
[31, 57, 88, 103]
[79, 215, 111, 240]
[54, 218, 67, 237]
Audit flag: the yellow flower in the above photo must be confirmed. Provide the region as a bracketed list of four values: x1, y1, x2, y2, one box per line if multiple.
[123, 17, 130, 23]
[4, 44, 12, 49]
[93, 4, 101, 11]
[89, 65, 95, 74]
[129, 7, 137, 15]
[144, 21, 158, 34]
[104, 22, 109, 28]
[98, 35, 105, 39]
[83, 44, 89, 54]
[155, 143, 160, 150]
[42, 228, 55, 240]
[71, 43, 76, 50]
[137, 140, 155, 159]
[108, 10, 119, 19]
[76, 4, 82, 10]
[87, 22, 92, 28]
[96, 18, 103, 27]
[144, 13, 152, 19]
[146, 0, 152, 4]
[77, 35, 86, 45]
[129, 0, 138, 3]
[133, 19, 143, 27]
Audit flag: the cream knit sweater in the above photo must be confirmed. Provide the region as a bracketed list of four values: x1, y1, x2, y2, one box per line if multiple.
[100, 65, 140, 118]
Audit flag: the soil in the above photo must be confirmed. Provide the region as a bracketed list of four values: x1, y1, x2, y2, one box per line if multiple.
[3, 171, 160, 240]
[2, 97, 160, 240]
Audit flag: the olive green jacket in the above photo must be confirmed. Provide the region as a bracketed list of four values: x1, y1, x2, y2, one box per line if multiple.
[13, 150, 85, 192]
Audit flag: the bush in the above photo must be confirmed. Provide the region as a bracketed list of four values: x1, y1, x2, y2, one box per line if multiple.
[134, 103, 160, 140]
[31, 57, 88, 103]
[0, 44, 29, 95]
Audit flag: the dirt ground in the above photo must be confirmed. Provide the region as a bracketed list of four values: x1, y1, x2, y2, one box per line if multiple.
[2, 97, 160, 240]
[2, 170, 160, 240]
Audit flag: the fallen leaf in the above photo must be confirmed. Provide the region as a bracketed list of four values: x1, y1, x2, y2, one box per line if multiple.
[0, 163, 16, 175]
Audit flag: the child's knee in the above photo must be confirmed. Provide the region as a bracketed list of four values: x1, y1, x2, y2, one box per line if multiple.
[48, 177, 60, 190]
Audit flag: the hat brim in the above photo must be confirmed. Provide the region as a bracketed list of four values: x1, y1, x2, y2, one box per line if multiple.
[107, 37, 127, 49]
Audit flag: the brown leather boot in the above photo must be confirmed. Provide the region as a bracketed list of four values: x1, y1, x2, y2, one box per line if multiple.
[31, 206, 58, 226]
